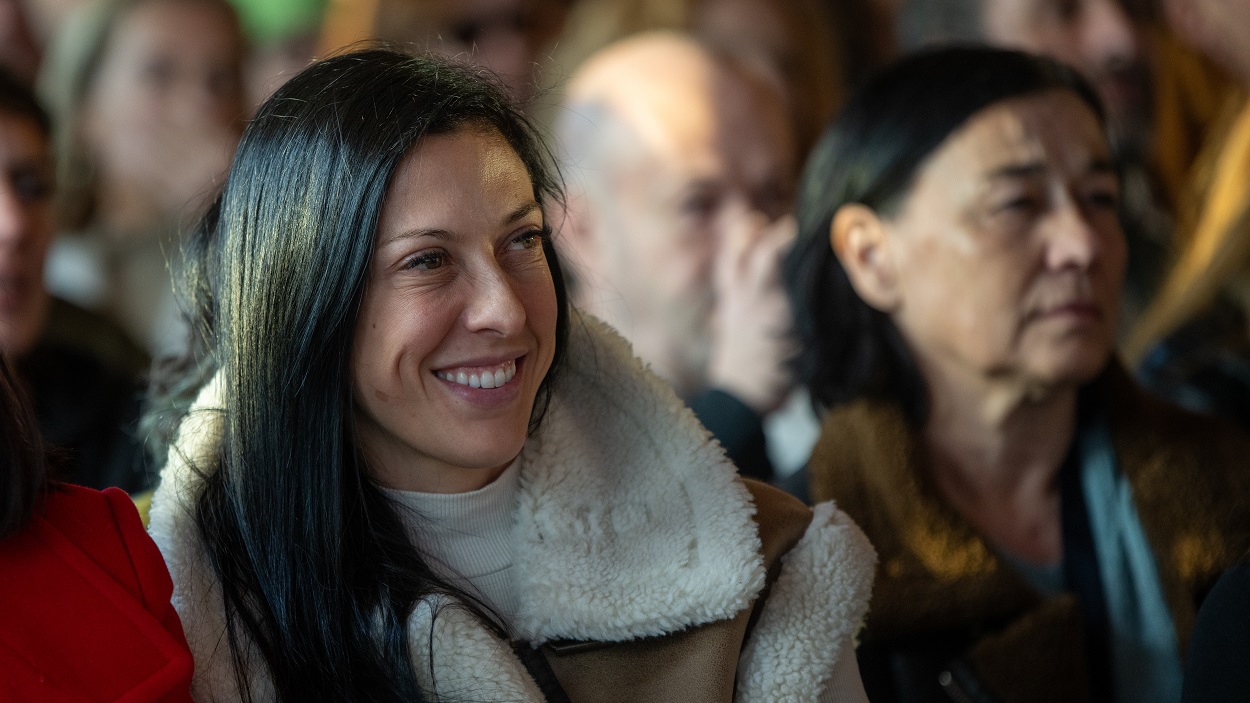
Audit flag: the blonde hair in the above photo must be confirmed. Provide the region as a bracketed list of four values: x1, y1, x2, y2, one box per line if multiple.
[1126, 94, 1250, 361]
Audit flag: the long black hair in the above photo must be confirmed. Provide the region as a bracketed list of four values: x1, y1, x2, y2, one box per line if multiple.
[148, 48, 569, 701]
[784, 46, 1106, 424]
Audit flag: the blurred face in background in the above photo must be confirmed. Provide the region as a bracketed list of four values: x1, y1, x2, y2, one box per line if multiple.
[867, 91, 1125, 392]
[375, 0, 570, 100]
[1163, 0, 1250, 85]
[981, 0, 1153, 152]
[582, 66, 795, 397]
[0, 113, 53, 356]
[82, 0, 244, 227]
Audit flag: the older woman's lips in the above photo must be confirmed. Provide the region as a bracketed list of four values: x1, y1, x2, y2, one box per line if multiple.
[1037, 302, 1102, 322]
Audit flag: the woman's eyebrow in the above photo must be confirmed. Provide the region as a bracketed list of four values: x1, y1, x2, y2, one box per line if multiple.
[502, 201, 541, 225]
[380, 228, 452, 246]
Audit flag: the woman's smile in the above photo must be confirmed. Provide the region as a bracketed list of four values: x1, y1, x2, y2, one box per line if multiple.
[434, 356, 521, 388]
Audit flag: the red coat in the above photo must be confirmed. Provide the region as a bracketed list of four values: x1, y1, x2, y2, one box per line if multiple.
[0, 484, 194, 702]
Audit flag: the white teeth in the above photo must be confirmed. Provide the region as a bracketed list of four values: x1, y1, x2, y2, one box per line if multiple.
[436, 359, 518, 389]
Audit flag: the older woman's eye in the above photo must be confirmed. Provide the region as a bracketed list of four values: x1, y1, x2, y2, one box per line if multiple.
[402, 251, 446, 270]
[1085, 189, 1120, 211]
[995, 196, 1042, 216]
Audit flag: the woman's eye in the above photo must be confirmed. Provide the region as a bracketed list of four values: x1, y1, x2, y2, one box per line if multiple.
[402, 251, 446, 270]
[508, 229, 544, 251]
[996, 196, 1042, 215]
[1085, 189, 1120, 211]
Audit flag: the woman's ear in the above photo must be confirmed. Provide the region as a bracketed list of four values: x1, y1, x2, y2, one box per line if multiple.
[831, 204, 902, 312]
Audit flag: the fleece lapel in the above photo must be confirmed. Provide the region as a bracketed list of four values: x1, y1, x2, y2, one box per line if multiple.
[510, 313, 767, 644]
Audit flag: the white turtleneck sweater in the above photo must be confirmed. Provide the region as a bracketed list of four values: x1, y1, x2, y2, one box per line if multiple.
[384, 460, 525, 624]
[384, 460, 868, 703]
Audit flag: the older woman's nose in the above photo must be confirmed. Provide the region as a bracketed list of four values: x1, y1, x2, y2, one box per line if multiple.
[1044, 200, 1107, 272]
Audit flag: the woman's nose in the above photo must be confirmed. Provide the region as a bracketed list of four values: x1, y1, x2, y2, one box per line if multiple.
[462, 263, 526, 336]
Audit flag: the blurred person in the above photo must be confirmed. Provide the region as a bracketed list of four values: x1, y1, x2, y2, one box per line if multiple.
[227, 0, 323, 106]
[786, 46, 1250, 703]
[0, 68, 150, 492]
[830, 0, 900, 87]
[553, 0, 844, 160]
[146, 48, 875, 702]
[1126, 0, 1250, 427]
[897, 0, 1153, 152]
[558, 33, 809, 481]
[39, 0, 246, 356]
[0, 349, 193, 700]
[319, 0, 573, 101]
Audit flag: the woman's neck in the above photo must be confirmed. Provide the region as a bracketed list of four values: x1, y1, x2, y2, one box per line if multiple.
[919, 360, 1078, 564]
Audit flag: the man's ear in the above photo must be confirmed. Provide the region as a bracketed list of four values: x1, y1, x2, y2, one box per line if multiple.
[831, 203, 902, 312]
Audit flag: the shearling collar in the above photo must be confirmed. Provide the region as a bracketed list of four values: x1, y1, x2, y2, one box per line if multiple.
[151, 311, 867, 701]
[809, 363, 1250, 649]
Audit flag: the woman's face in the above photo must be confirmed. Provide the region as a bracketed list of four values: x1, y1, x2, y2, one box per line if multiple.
[873, 90, 1126, 391]
[352, 127, 558, 494]
[83, 0, 244, 222]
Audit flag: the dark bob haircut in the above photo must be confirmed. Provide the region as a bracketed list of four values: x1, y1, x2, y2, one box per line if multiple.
[784, 46, 1106, 424]
[151, 48, 570, 701]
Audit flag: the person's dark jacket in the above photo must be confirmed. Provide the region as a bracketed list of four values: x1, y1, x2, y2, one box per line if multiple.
[1181, 560, 1250, 703]
[17, 297, 151, 493]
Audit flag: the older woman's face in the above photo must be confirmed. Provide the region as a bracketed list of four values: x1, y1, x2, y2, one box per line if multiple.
[351, 127, 558, 493]
[881, 90, 1125, 390]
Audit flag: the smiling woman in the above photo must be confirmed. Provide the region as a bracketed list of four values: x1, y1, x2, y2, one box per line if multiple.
[351, 128, 558, 494]
[143, 49, 876, 703]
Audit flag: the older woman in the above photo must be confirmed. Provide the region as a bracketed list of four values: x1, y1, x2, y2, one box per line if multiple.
[786, 46, 1250, 703]
[145, 48, 875, 702]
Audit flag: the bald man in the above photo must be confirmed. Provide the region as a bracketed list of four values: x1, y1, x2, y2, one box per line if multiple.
[557, 32, 813, 482]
